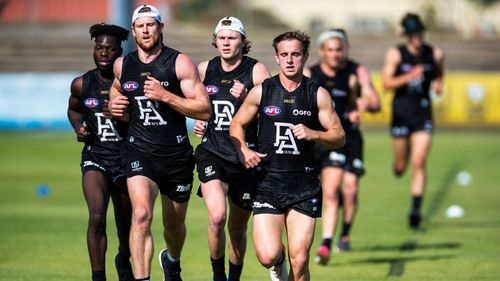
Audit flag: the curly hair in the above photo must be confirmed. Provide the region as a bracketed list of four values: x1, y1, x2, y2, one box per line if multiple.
[89, 23, 129, 42]
[272, 30, 310, 54]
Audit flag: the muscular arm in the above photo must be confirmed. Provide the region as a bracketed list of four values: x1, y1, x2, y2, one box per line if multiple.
[356, 64, 381, 112]
[229, 85, 266, 168]
[145, 54, 211, 121]
[382, 46, 423, 91]
[252, 62, 272, 86]
[108, 57, 129, 121]
[432, 47, 445, 95]
[192, 60, 210, 137]
[67, 76, 89, 142]
[292, 87, 345, 149]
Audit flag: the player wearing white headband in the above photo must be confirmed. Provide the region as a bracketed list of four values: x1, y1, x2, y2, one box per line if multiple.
[108, 4, 211, 281]
[193, 16, 271, 281]
[305, 28, 381, 265]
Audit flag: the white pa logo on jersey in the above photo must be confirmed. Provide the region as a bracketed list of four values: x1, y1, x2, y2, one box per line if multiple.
[95, 113, 122, 142]
[213, 100, 235, 131]
[274, 122, 300, 155]
[135, 96, 167, 126]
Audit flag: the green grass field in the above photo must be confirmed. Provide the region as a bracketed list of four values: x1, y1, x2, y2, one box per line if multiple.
[0, 130, 499, 281]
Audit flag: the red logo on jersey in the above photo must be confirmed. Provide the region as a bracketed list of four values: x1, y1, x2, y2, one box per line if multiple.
[84, 98, 99, 108]
[205, 85, 219, 95]
[264, 106, 281, 116]
[122, 81, 139, 91]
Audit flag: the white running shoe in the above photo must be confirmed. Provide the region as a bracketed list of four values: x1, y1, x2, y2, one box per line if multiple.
[269, 246, 288, 281]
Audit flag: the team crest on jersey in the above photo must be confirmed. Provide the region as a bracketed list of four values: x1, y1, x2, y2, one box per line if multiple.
[84, 98, 99, 108]
[122, 81, 139, 91]
[264, 106, 281, 116]
[205, 85, 219, 95]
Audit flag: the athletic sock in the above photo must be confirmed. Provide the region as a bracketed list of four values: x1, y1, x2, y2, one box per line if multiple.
[341, 223, 352, 238]
[91, 270, 106, 281]
[321, 238, 332, 249]
[210, 256, 226, 281]
[135, 277, 150, 281]
[228, 261, 243, 281]
[275, 250, 285, 266]
[411, 196, 423, 212]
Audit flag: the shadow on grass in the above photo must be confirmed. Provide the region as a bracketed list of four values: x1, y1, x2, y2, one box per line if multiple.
[354, 241, 461, 252]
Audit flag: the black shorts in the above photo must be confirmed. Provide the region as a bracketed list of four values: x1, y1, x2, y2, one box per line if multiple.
[391, 99, 433, 137]
[195, 145, 256, 210]
[344, 128, 365, 176]
[81, 146, 126, 189]
[315, 129, 365, 177]
[252, 171, 321, 218]
[122, 147, 195, 203]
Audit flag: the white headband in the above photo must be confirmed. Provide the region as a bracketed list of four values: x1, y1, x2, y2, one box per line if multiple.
[317, 30, 347, 46]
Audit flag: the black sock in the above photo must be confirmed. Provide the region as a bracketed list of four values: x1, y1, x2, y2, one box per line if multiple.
[135, 277, 150, 281]
[341, 223, 352, 237]
[228, 261, 243, 281]
[92, 270, 106, 281]
[211, 256, 226, 281]
[321, 238, 332, 249]
[412, 196, 423, 212]
[275, 250, 285, 266]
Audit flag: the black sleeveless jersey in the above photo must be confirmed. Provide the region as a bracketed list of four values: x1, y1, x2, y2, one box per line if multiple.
[394, 44, 436, 115]
[346, 60, 361, 97]
[309, 63, 351, 129]
[80, 69, 125, 158]
[258, 75, 322, 173]
[120, 46, 192, 157]
[200, 56, 258, 163]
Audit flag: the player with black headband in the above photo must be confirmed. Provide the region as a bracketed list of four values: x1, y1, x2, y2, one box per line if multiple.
[67, 23, 133, 281]
[382, 13, 444, 229]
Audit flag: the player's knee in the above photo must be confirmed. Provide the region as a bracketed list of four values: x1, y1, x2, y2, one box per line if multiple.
[132, 206, 153, 227]
[289, 251, 308, 273]
[88, 212, 106, 233]
[412, 158, 426, 171]
[256, 250, 280, 269]
[228, 221, 247, 239]
[208, 212, 227, 233]
[343, 186, 358, 201]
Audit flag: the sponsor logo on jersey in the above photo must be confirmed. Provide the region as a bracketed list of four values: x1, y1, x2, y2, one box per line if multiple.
[205, 85, 219, 95]
[141, 71, 151, 77]
[122, 81, 139, 91]
[284, 99, 295, 104]
[84, 98, 99, 108]
[160, 81, 169, 87]
[242, 193, 251, 200]
[100, 90, 110, 95]
[221, 79, 232, 84]
[293, 109, 312, 116]
[264, 106, 281, 116]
